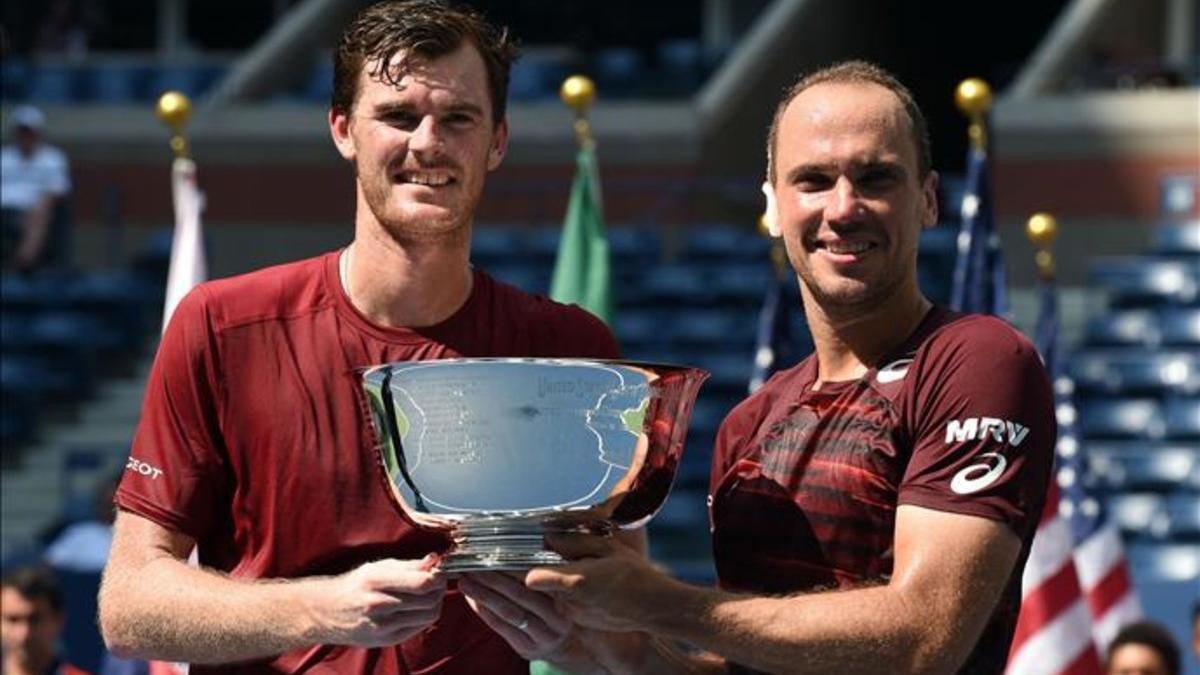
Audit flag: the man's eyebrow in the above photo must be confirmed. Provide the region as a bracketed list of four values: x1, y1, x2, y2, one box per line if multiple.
[784, 163, 837, 183]
[784, 160, 906, 183]
[371, 100, 485, 117]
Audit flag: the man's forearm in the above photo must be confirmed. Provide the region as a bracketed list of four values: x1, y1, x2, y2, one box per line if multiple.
[641, 579, 940, 675]
[100, 553, 328, 663]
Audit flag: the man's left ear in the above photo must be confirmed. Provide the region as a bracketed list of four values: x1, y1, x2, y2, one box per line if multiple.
[487, 119, 509, 171]
[921, 170, 940, 228]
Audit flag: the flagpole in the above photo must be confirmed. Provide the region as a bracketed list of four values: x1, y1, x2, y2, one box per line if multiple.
[156, 91, 207, 334]
[1026, 212, 1058, 283]
[560, 74, 596, 151]
[550, 75, 613, 325]
[955, 77, 991, 154]
[950, 77, 1006, 314]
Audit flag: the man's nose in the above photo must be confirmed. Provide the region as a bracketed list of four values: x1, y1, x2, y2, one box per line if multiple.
[408, 115, 441, 155]
[824, 176, 860, 223]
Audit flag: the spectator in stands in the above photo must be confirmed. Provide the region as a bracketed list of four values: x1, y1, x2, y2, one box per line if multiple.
[1, 565, 88, 675]
[97, 1, 620, 673]
[1, 105, 71, 274]
[461, 60, 1056, 674]
[1105, 620, 1181, 675]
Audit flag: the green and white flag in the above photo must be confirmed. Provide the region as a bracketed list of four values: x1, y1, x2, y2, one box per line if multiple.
[550, 145, 612, 325]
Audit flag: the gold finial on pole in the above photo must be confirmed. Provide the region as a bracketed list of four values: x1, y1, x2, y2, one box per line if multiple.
[955, 78, 992, 153]
[757, 213, 789, 275]
[156, 91, 192, 159]
[1025, 212, 1058, 281]
[560, 75, 596, 149]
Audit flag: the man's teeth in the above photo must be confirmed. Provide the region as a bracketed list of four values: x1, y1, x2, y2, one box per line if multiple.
[404, 173, 451, 186]
[826, 241, 871, 254]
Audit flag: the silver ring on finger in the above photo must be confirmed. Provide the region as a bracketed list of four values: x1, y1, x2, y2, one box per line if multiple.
[516, 616, 530, 631]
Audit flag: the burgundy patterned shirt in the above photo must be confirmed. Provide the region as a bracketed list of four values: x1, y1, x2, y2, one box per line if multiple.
[709, 307, 1055, 674]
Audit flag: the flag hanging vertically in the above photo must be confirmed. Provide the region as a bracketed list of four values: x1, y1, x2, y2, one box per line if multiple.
[949, 145, 1007, 315]
[1005, 215, 1141, 675]
[551, 76, 612, 325]
[162, 156, 206, 332]
[749, 244, 792, 393]
[949, 78, 1006, 317]
[156, 91, 206, 333]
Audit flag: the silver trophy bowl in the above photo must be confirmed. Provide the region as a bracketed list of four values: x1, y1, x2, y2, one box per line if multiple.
[362, 358, 709, 572]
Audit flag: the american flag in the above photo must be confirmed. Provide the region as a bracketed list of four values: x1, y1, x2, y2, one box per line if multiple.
[1005, 282, 1141, 674]
[950, 147, 1007, 316]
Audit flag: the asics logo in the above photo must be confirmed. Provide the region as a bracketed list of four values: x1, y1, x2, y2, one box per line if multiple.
[951, 452, 1007, 494]
[945, 417, 1030, 447]
[876, 358, 913, 384]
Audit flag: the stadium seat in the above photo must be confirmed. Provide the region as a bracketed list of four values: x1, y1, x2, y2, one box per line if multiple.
[613, 310, 660, 350]
[1161, 307, 1200, 346]
[1162, 495, 1200, 540]
[1104, 492, 1166, 536]
[641, 265, 707, 303]
[678, 226, 768, 262]
[608, 227, 662, 262]
[656, 39, 704, 94]
[27, 63, 78, 103]
[1077, 398, 1166, 440]
[1126, 542, 1200, 582]
[1150, 219, 1200, 257]
[0, 353, 84, 403]
[85, 62, 149, 103]
[1084, 442, 1200, 492]
[1089, 257, 1199, 307]
[1, 57, 30, 100]
[1164, 397, 1200, 439]
[709, 263, 773, 304]
[1084, 309, 1159, 347]
[593, 46, 644, 97]
[1070, 350, 1198, 396]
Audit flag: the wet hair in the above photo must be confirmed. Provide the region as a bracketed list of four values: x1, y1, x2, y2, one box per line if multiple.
[765, 60, 932, 182]
[1, 565, 63, 613]
[1106, 621, 1180, 675]
[332, 0, 519, 125]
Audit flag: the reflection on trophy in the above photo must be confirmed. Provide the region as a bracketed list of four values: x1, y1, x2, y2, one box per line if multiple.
[362, 358, 709, 572]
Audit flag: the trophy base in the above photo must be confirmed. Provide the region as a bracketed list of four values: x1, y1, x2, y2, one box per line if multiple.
[438, 514, 615, 573]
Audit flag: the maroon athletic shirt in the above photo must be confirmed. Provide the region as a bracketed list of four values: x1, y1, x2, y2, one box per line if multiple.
[116, 250, 619, 674]
[709, 307, 1055, 674]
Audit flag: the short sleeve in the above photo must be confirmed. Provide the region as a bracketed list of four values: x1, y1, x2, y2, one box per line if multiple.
[42, 147, 70, 196]
[115, 285, 227, 540]
[898, 317, 1055, 535]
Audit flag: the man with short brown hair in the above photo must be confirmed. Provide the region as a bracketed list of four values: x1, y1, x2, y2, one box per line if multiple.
[98, 2, 617, 672]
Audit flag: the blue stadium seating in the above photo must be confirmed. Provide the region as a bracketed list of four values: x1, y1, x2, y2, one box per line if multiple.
[1162, 494, 1200, 540]
[1150, 219, 1200, 256]
[1084, 309, 1159, 347]
[1077, 398, 1166, 440]
[1164, 397, 1200, 439]
[1084, 442, 1200, 492]
[593, 47, 644, 98]
[1161, 307, 1200, 346]
[1089, 257, 1199, 307]
[1070, 350, 1197, 396]
[1104, 492, 1167, 537]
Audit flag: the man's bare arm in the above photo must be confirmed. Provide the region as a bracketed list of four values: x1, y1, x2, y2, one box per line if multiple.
[99, 510, 446, 663]
[532, 504, 1021, 674]
[14, 194, 55, 269]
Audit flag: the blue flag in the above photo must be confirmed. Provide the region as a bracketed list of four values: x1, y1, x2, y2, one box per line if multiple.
[950, 148, 1007, 315]
[749, 256, 792, 393]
